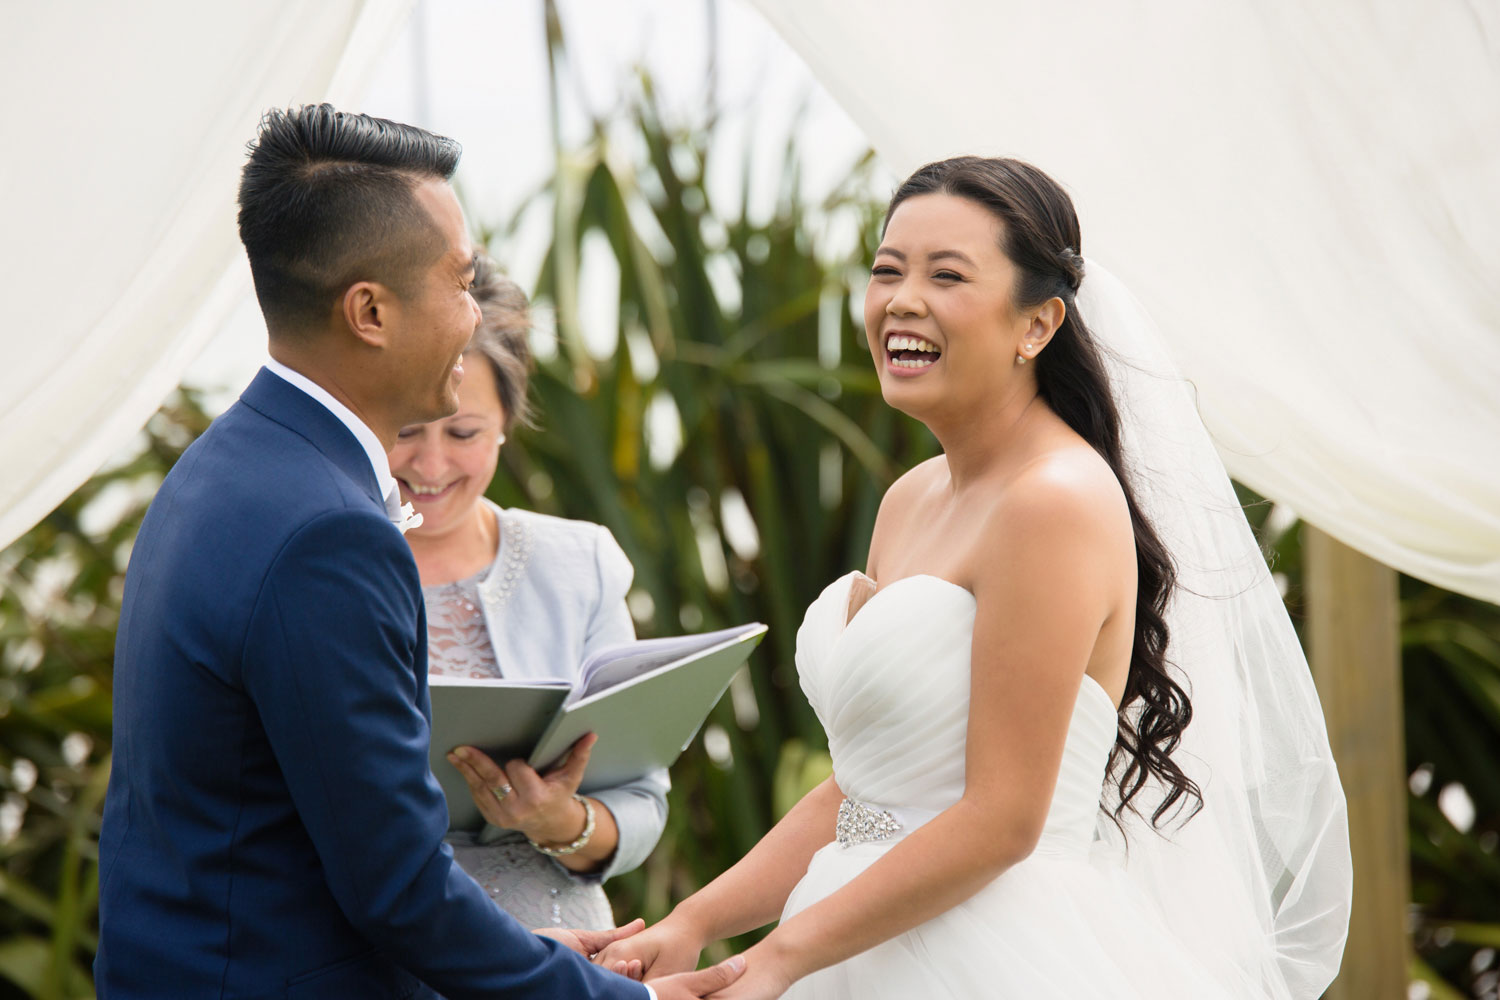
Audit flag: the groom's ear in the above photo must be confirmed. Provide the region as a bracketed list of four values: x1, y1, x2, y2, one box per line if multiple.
[340, 280, 396, 350]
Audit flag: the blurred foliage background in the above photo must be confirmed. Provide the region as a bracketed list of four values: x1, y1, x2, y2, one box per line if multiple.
[1, 12, 1497, 999]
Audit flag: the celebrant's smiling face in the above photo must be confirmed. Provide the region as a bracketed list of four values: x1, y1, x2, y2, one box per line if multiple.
[864, 193, 1032, 419]
[388, 351, 506, 537]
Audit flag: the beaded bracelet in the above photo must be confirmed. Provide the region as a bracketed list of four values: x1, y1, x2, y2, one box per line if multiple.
[528, 795, 595, 857]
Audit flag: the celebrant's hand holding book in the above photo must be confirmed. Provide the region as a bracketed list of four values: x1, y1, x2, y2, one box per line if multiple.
[431, 623, 767, 830]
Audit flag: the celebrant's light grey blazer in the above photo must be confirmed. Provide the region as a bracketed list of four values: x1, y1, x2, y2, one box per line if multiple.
[467, 500, 668, 880]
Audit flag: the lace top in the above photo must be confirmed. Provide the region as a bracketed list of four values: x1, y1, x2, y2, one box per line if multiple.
[424, 568, 501, 679]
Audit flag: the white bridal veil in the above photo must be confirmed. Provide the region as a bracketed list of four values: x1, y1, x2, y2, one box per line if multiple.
[1081, 260, 1351, 998]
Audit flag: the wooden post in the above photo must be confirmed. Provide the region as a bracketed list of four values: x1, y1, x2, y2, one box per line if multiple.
[1305, 525, 1408, 1000]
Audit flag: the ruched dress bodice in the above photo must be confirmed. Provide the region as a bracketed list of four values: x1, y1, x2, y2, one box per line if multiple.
[795, 572, 1118, 856]
[781, 573, 1229, 999]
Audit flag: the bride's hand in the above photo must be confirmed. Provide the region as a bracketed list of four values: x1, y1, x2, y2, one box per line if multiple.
[703, 952, 792, 1000]
[702, 937, 795, 999]
[593, 913, 705, 980]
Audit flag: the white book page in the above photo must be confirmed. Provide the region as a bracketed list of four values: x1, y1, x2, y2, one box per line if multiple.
[426, 676, 571, 689]
[569, 624, 763, 705]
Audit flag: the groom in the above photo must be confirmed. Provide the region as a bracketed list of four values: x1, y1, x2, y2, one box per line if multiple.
[95, 105, 740, 1000]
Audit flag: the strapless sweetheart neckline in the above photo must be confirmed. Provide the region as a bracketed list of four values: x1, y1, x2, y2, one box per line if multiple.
[837, 572, 971, 632]
[830, 570, 1118, 712]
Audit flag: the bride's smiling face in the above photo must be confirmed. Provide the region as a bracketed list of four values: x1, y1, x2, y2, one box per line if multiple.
[864, 193, 1034, 417]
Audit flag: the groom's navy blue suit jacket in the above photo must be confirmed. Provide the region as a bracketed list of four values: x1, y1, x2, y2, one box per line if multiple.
[96, 369, 645, 1000]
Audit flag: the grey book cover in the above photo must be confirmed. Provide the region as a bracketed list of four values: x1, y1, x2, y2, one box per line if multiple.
[429, 623, 767, 831]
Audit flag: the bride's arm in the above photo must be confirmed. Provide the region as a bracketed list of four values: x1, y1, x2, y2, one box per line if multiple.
[677, 774, 845, 940]
[595, 775, 844, 976]
[720, 464, 1134, 997]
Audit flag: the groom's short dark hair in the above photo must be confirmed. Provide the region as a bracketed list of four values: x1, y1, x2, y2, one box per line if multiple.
[237, 103, 462, 337]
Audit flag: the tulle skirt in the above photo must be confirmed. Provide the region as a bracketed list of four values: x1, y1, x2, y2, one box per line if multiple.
[780, 839, 1242, 999]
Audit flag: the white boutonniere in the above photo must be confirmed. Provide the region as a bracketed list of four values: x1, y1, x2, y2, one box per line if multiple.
[396, 502, 423, 535]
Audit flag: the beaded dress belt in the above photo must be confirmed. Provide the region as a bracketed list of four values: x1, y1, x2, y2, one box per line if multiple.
[835, 798, 904, 847]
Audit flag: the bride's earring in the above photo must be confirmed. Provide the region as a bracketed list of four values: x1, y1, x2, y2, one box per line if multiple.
[1015, 352, 1029, 365]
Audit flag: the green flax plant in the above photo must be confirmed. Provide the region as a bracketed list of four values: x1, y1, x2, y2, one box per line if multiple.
[1399, 583, 1500, 998]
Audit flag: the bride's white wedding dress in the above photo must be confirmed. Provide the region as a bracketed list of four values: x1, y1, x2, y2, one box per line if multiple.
[780, 571, 1231, 999]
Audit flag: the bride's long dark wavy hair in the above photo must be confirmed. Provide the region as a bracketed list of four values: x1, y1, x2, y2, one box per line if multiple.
[885, 156, 1201, 828]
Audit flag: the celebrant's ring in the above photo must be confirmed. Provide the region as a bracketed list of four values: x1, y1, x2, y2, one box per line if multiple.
[492, 784, 512, 802]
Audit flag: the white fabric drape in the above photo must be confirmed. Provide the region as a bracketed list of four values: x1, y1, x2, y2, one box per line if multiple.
[750, 0, 1500, 604]
[0, 0, 412, 550]
[2, 2, 1496, 605]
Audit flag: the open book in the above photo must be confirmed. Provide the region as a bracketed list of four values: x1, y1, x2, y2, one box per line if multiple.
[428, 622, 767, 831]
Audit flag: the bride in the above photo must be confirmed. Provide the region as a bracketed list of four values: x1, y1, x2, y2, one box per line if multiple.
[598, 156, 1352, 998]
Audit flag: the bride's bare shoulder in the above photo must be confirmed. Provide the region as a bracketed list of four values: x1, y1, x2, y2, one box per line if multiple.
[891, 455, 947, 500]
[990, 446, 1132, 549]
[879, 457, 949, 522]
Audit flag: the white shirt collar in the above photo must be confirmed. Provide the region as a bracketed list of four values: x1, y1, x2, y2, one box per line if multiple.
[263, 358, 399, 507]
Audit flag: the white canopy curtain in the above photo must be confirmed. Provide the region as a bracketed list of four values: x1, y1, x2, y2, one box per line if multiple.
[0, 0, 413, 551]
[749, 0, 1500, 604]
[0, 2, 1496, 606]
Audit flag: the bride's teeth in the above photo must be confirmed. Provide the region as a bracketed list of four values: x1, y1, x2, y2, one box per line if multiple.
[886, 335, 939, 354]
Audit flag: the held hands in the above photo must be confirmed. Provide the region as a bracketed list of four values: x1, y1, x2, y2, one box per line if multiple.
[586, 914, 786, 999]
[446, 733, 596, 844]
[536, 918, 748, 999]
[649, 955, 749, 1000]
[593, 912, 705, 980]
[698, 953, 792, 999]
[535, 918, 645, 961]
[656, 935, 794, 1000]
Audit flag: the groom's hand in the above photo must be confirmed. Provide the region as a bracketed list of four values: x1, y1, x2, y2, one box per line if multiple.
[650, 955, 747, 999]
[535, 918, 645, 960]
